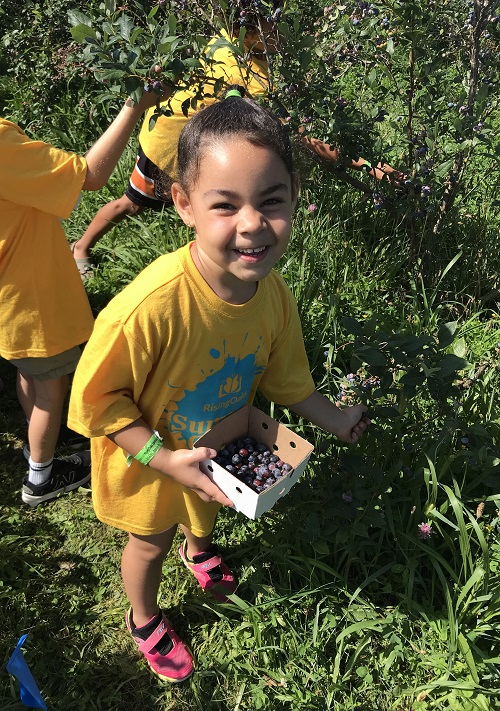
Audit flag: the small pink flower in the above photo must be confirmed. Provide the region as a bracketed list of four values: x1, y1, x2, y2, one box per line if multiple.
[417, 522, 432, 539]
[307, 204, 317, 213]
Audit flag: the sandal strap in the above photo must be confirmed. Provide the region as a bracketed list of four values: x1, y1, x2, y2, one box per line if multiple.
[186, 553, 223, 574]
[136, 612, 174, 655]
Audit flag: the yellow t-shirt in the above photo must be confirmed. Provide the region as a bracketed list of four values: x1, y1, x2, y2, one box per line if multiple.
[0, 119, 94, 359]
[68, 242, 315, 537]
[138, 35, 269, 177]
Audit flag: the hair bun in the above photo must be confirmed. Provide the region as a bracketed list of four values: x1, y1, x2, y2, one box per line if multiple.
[224, 84, 246, 99]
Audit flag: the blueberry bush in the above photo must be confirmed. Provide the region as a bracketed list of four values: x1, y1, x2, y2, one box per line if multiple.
[65, 0, 500, 268]
[1, 1, 500, 709]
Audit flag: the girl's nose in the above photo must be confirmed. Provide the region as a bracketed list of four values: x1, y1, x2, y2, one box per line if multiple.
[238, 206, 266, 235]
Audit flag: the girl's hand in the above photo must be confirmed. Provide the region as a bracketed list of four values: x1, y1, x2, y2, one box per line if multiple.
[290, 390, 370, 444]
[332, 404, 370, 443]
[155, 446, 234, 507]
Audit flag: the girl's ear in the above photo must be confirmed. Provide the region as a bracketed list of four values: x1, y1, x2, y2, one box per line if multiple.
[171, 182, 194, 227]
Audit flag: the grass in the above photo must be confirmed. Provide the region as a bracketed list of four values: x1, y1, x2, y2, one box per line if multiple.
[2, 138, 500, 710]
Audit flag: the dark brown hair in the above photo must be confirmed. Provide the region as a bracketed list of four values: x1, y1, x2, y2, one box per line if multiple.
[176, 85, 294, 191]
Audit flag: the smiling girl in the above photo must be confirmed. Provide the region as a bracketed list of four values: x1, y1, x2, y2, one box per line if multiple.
[68, 88, 369, 682]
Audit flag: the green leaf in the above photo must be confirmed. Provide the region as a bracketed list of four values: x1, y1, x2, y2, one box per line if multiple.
[99, 69, 128, 80]
[129, 27, 143, 46]
[342, 316, 364, 336]
[311, 539, 330, 554]
[70, 24, 98, 43]
[437, 354, 469, 377]
[149, 113, 160, 131]
[67, 10, 93, 28]
[438, 321, 458, 349]
[357, 346, 387, 367]
[434, 159, 454, 178]
[400, 369, 426, 388]
[117, 14, 135, 42]
[451, 337, 467, 358]
[366, 68, 377, 87]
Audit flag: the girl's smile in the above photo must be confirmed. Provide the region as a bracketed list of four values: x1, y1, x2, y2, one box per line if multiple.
[172, 137, 296, 304]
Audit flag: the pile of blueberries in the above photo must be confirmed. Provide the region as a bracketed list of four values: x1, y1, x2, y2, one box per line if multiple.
[214, 436, 293, 494]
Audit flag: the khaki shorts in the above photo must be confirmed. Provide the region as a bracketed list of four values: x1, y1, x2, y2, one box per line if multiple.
[10, 346, 82, 381]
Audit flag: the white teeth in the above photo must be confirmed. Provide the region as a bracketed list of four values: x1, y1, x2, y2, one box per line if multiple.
[238, 246, 266, 254]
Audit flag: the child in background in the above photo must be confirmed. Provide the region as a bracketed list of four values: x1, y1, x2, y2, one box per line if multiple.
[0, 85, 169, 506]
[68, 88, 370, 682]
[71, 0, 403, 275]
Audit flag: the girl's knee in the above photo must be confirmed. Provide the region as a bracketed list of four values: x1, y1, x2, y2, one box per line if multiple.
[127, 528, 177, 562]
[34, 374, 69, 405]
[122, 198, 144, 217]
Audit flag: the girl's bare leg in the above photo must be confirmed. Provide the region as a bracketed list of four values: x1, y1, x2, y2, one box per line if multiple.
[72, 195, 144, 260]
[180, 524, 213, 558]
[121, 527, 177, 628]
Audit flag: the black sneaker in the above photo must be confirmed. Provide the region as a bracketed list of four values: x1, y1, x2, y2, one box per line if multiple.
[21, 451, 91, 506]
[23, 425, 89, 460]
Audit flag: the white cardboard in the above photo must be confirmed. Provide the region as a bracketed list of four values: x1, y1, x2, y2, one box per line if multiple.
[195, 405, 314, 519]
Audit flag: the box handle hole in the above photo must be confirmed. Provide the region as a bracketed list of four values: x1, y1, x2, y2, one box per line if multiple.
[262, 422, 269, 429]
[207, 464, 213, 472]
[289, 441, 297, 448]
[236, 486, 242, 494]
[272, 443, 279, 451]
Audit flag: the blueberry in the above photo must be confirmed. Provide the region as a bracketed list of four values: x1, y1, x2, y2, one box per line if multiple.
[232, 453, 241, 465]
[225, 464, 235, 474]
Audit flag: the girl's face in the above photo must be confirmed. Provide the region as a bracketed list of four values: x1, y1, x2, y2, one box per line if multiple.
[172, 137, 296, 304]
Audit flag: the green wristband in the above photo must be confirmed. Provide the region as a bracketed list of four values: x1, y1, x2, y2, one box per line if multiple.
[126, 432, 163, 467]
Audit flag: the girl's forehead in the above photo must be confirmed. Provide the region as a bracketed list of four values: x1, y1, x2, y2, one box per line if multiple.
[200, 137, 287, 172]
[196, 138, 292, 190]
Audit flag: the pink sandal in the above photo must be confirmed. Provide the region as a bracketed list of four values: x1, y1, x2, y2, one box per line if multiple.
[125, 608, 193, 682]
[179, 541, 237, 602]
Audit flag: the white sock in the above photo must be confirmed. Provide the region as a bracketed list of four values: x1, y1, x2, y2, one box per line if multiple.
[28, 457, 54, 485]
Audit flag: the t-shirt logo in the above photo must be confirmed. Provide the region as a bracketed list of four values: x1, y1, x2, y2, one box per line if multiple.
[219, 374, 242, 398]
[161, 342, 265, 448]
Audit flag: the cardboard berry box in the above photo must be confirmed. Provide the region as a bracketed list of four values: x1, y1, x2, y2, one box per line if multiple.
[195, 405, 314, 520]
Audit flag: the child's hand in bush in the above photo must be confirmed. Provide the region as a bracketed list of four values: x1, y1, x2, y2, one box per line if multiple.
[333, 404, 370, 443]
